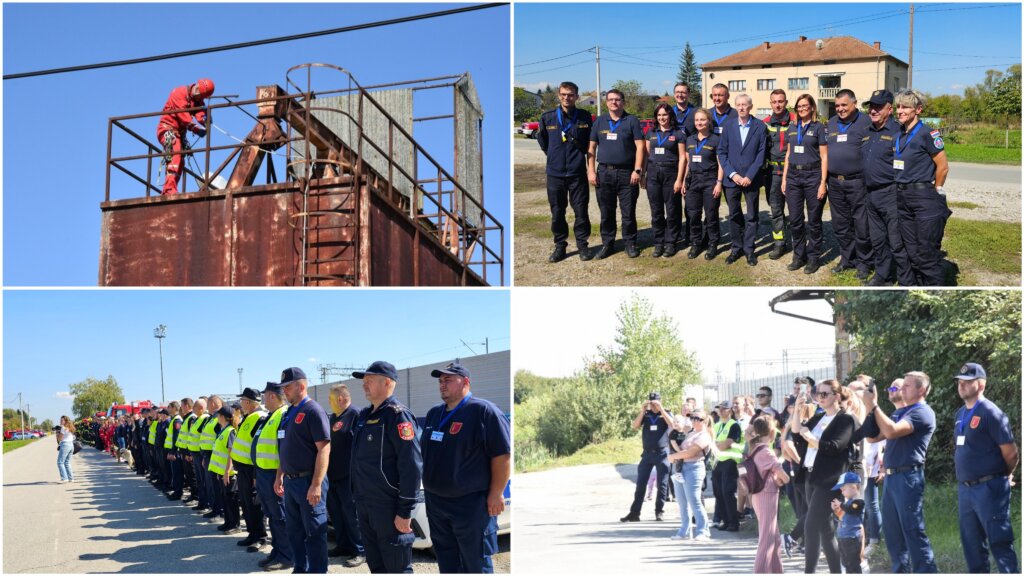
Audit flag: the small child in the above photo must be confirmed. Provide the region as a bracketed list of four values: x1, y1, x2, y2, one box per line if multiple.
[831, 471, 866, 574]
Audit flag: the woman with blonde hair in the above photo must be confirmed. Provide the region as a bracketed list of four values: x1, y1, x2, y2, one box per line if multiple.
[748, 415, 790, 573]
[666, 409, 715, 542]
[56, 415, 77, 483]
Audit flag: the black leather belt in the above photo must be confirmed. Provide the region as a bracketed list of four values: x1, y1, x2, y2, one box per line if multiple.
[601, 163, 633, 170]
[963, 474, 1003, 487]
[829, 173, 862, 181]
[791, 163, 821, 171]
[886, 464, 923, 475]
[897, 182, 934, 190]
[284, 471, 313, 480]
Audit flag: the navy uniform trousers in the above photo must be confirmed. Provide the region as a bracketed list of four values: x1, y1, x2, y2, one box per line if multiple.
[357, 499, 415, 573]
[425, 491, 498, 573]
[325, 477, 364, 556]
[254, 468, 293, 564]
[646, 163, 683, 248]
[629, 450, 670, 516]
[959, 475, 1019, 573]
[724, 182, 760, 256]
[787, 169, 825, 263]
[828, 176, 873, 272]
[596, 165, 640, 247]
[283, 475, 329, 573]
[192, 452, 209, 508]
[867, 184, 915, 285]
[685, 173, 720, 248]
[547, 174, 590, 250]
[881, 468, 938, 573]
[897, 184, 951, 286]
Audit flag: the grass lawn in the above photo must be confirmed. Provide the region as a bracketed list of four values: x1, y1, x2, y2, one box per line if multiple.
[944, 143, 1021, 165]
[3, 438, 39, 453]
[944, 217, 1022, 276]
[517, 437, 638, 473]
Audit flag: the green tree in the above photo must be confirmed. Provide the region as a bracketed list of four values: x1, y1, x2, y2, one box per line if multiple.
[990, 64, 1022, 119]
[676, 42, 702, 106]
[514, 87, 542, 123]
[540, 84, 559, 113]
[70, 376, 125, 420]
[611, 79, 654, 119]
[835, 290, 1021, 482]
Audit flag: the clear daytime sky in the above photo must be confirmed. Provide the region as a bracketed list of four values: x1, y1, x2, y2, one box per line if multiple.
[3, 289, 510, 426]
[2, 2, 510, 286]
[513, 287, 836, 381]
[515, 2, 1021, 96]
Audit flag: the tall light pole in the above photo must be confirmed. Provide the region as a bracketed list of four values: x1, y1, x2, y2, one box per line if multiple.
[237, 368, 243, 394]
[154, 324, 167, 404]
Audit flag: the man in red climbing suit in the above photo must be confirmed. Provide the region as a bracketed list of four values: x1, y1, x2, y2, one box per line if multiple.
[157, 78, 215, 195]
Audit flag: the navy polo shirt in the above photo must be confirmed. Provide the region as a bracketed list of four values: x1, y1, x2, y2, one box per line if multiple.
[642, 410, 672, 452]
[421, 395, 511, 499]
[894, 120, 944, 184]
[883, 402, 935, 469]
[710, 106, 737, 135]
[591, 113, 644, 166]
[786, 120, 825, 166]
[538, 107, 592, 177]
[826, 111, 872, 176]
[327, 405, 360, 481]
[279, 396, 331, 476]
[864, 118, 901, 189]
[646, 127, 686, 165]
[954, 398, 1015, 482]
[673, 104, 697, 138]
[685, 133, 720, 176]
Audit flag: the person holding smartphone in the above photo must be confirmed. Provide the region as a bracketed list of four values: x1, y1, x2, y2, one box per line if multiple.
[621, 393, 674, 522]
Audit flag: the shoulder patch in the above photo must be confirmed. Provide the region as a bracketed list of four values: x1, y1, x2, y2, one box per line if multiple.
[929, 130, 940, 137]
[449, 422, 463, 435]
[397, 421, 414, 440]
[970, 415, 981, 429]
[332, 420, 344, 432]
[933, 136, 944, 150]
[294, 412, 305, 424]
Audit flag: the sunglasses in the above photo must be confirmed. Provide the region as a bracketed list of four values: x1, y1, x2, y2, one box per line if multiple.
[756, 393, 769, 398]
[816, 391, 834, 398]
[887, 386, 901, 392]
[689, 415, 703, 421]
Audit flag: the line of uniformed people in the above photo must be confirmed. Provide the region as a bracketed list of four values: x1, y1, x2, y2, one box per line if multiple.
[539, 81, 951, 285]
[118, 359, 509, 574]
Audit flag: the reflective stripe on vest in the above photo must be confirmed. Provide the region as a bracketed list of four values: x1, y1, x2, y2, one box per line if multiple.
[147, 420, 159, 445]
[208, 426, 235, 476]
[199, 416, 219, 450]
[713, 419, 745, 462]
[187, 414, 209, 451]
[164, 415, 182, 449]
[176, 415, 194, 449]
[230, 410, 267, 465]
[254, 406, 286, 470]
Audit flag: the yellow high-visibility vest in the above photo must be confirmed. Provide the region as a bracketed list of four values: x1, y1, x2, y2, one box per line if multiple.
[208, 426, 236, 476]
[199, 416, 219, 451]
[230, 410, 267, 465]
[176, 414, 195, 450]
[147, 420, 159, 445]
[187, 414, 209, 452]
[254, 407, 286, 470]
[164, 415, 182, 449]
[713, 419, 745, 462]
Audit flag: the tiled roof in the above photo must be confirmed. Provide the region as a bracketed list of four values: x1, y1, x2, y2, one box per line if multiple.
[703, 36, 907, 69]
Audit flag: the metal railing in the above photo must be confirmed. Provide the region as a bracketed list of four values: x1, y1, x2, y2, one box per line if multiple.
[819, 87, 841, 99]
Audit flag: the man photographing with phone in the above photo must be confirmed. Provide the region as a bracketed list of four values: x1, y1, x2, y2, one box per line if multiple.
[621, 392, 675, 522]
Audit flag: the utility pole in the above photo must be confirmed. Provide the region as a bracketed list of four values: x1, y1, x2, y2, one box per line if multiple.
[595, 45, 602, 117]
[25, 404, 31, 430]
[18, 393, 24, 434]
[908, 3, 915, 88]
[237, 368, 243, 394]
[154, 324, 167, 404]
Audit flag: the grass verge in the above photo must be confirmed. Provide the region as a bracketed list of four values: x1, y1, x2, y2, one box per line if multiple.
[944, 143, 1021, 165]
[944, 217, 1022, 276]
[517, 437, 638, 473]
[3, 438, 39, 453]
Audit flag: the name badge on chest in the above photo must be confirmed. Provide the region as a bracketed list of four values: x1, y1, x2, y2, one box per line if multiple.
[606, 132, 618, 141]
[714, 127, 723, 134]
[430, 431, 445, 442]
[794, 145, 805, 154]
[649, 425, 658, 431]
[654, 147, 665, 155]
[957, 435, 966, 446]
[893, 159, 905, 170]
[277, 430, 285, 439]
[691, 155, 702, 163]
[837, 134, 848, 143]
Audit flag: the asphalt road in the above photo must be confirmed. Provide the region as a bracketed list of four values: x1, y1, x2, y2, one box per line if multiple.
[515, 462, 831, 574]
[3, 439, 509, 573]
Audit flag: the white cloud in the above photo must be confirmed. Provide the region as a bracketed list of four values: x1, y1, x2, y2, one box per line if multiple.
[54, 391, 74, 400]
[951, 83, 965, 90]
[307, 357, 319, 364]
[661, 80, 672, 87]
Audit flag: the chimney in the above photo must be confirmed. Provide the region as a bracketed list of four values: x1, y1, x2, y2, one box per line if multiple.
[763, 41, 771, 50]
[873, 41, 881, 50]
[799, 35, 807, 42]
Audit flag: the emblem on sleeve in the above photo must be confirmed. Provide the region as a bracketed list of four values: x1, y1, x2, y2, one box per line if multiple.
[970, 415, 981, 429]
[933, 136, 944, 150]
[332, 421, 343, 432]
[295, 413, 305, 424]
[449, 422, 463, 435]
[398, 421, 414, 440]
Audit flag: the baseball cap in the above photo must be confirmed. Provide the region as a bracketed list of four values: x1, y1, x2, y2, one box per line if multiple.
[261, 381, 284, 395]
[955, 363, 986, 380]
[832, 471, 862, 491]
[431, 361, 471, 379]
[353, 361, 398, 382]
[867, 89, 894, 106]
[215, 405, 234, 420]
[240, 387, 262, 402]
[279, 367, 307, 385]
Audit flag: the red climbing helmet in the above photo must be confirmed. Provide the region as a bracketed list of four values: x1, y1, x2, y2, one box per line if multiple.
[195, 78, 215, 99]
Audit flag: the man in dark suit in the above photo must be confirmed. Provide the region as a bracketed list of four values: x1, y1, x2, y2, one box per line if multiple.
[717, 94, 767, 265]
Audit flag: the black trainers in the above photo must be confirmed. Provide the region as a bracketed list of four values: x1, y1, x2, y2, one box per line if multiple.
[625, 244, 640, 258]
[548, 245, 567, 263]
[578, 246, 592, 261]
[787, 258, 806, 271]
[769, 244, 785, 260]
[620, 514, 640, 522]
[596, 244, 615, 260]
[805, 260, 821, 274]
[652, 245, 664, 258]
[247, 539, 268, 553]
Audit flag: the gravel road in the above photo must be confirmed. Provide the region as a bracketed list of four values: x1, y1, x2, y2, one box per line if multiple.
[3, 439, 509, 573]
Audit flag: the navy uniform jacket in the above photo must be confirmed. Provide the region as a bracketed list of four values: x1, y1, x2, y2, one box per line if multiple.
[718, 116, 767, 188]
[954, 398, 1015, 483]
[421, 395, 511, 499]
[590, 112, 645, 166]
[155, 419, 169, 448]
[351, 395, 423, 518]
[826, 111, 872, 176]
[139, 419, 149, 443]
[328, 405, 360, 481]
[710, 106, 738, 135]
[646, 127, 686, 166]
[786, 120, 825, 166]
[685, 133, 721, 179]
[538, 107, 592, 177]
[894, 120, 944, 184]
[169, 416, 183, 455]
[863, 118, 901, 189]
[673, 104, 698, 138]
[764, 110, 796, 165]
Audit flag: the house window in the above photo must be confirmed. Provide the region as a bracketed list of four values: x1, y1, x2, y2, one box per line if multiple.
[893, 77, 901, 91]
[756, 108, 772, 117]
[757, 79, 776, 91]
[788, 77, 809, 90]
[728, 80, 746, 92]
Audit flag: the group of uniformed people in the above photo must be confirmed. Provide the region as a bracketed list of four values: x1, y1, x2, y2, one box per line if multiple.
[619, 362, 1018, 573]
[118, 360, 510, 574]
[538, 81, 952, 285]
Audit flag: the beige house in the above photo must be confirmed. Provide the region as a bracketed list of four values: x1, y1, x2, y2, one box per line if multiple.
[702, 36, 909, 119]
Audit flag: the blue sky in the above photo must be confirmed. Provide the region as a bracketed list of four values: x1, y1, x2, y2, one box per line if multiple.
[3, 289, 510, 425]
[3, 3, 510, 286]
[515, 3, 1021, 96]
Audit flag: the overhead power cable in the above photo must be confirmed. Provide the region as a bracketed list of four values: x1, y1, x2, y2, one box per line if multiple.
[4, 3, 504, 80]
[515, 48, 595, 68]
